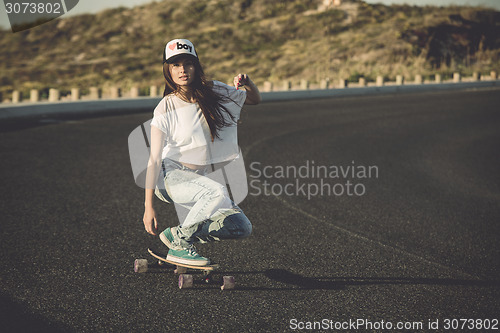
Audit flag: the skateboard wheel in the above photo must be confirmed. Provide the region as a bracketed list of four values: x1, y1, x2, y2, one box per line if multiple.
[134, 259, 148, 273]
[220, 276, 235, 290]
[158, 260, 165, 266]
[178, 274, 193, 289]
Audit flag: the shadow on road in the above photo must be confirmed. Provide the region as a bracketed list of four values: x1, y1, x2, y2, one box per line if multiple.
[139, 265, 500, 291]
[0, 292, 73, 333]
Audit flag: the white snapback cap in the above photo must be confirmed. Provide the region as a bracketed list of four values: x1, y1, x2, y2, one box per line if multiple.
[163, 39, 198, 63]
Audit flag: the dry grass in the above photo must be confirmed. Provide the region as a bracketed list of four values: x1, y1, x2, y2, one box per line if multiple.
[0, 0, 499, 99]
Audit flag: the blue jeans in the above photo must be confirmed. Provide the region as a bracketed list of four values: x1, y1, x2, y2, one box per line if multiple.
[155, 159, 252, 248]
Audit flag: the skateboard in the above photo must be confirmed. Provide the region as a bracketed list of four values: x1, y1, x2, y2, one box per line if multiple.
[134, 248, 235, 290]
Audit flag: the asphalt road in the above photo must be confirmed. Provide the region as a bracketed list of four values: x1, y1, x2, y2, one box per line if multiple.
[1, 87, 499, 332]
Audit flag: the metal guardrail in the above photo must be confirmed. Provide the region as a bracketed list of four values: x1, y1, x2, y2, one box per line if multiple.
[0, 80, 498, 120]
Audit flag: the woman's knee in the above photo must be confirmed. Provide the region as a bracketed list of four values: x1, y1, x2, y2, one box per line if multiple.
[240, 219, 252, 238]
[226, 212, 252, 239]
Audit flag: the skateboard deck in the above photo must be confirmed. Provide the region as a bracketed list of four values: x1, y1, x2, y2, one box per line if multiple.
[134, 248, 235, 290]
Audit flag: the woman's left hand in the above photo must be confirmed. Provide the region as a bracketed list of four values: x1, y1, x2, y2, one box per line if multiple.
[234, 74, 250, 89]
[233, 73, 261, 104]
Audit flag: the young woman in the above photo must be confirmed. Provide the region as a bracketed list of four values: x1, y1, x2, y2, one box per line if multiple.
[142, 39, 261, 266]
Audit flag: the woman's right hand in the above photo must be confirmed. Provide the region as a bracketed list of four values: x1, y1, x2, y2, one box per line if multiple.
[143, 204, 158, 236]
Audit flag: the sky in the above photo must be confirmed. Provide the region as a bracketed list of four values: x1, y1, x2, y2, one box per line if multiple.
[1, 0, 499, 30]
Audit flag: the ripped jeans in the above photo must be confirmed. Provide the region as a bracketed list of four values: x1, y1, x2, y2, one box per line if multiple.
[155, 159, 252, 249]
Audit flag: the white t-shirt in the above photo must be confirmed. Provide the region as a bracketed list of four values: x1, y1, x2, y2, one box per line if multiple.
[150, 81, 247, 165]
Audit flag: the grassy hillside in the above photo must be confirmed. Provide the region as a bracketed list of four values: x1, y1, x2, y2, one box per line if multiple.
[0, 0, 499, 99]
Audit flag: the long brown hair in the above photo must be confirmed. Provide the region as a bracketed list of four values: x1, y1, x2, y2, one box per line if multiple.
[163, 56, 237, 142]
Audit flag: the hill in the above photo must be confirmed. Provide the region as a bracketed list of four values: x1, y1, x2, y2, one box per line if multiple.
[0, 0, 499, 99]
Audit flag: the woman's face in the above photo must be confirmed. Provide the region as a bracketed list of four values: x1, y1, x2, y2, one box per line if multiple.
[169, 57, 195, 87]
